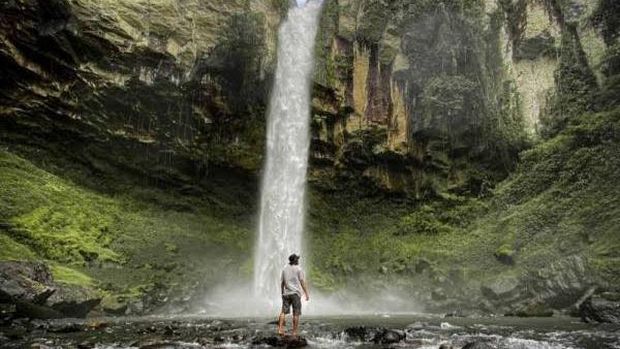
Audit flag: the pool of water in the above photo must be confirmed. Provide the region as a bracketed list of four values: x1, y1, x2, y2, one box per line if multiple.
[2, 314, 619, 348]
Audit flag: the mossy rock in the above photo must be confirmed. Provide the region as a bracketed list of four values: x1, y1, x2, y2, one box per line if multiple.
[494, 245, 516, 265]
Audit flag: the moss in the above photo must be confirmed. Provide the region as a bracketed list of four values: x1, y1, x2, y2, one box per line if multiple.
[0, 233, 37, 261]
[0, 150, 253, 297]
[51, 265, 95, 287]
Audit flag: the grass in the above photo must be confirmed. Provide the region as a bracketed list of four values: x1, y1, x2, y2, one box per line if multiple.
[51, 265, 95, 287]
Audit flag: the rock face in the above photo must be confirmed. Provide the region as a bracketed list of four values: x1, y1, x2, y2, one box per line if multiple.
[579, 295, 620, 323]
[0, 0, 607, 196]
[0, 0, 283, 183]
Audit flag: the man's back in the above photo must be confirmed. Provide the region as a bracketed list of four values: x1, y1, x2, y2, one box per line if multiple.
[281, 264, 304, 297]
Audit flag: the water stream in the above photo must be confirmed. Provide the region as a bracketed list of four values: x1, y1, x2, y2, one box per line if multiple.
[254, 0, 323, 307]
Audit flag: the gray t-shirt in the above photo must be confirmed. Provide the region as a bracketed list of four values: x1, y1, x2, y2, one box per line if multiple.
[281, 265, 305, 297]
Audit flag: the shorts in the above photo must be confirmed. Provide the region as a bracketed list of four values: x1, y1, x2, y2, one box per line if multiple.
[281, 294, 302, 315]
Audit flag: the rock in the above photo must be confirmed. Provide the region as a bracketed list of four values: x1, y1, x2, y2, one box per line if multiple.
[462, 342, 493, 349]
[48, 322, 84, 333]
[101, 295, 128, 316]
[15, 300, 63, 320]
[252, 335, 308, 348]
[0, 262, 55, 303]
[432, 288, 448, 301]
[569, 286, 597, 317]
[344, 326, 367, 341]
[372, 329, 405, 344]
[579, 295, 620, 323]
[139, 342, 186, 349]
[512, 301, 554, 317]
[480, 277, 520, 301]
[48, 285, 101, 318]
[439, 344, 454, 349]
[601, 292, 620, 302]
[406, 321, 427, 330]
[529, 255, 591, 309]
[77, 341, 95, 349]
[4, 325, 27, 340]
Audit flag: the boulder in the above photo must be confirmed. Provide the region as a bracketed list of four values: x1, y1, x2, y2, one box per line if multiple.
[15, 300, 63, 319]
[462, 342, 493, 349]
[511, 301, 554, 317]
[48, 284, 101, 318]
[344, 326, 368, 342]
[100, 295, 128, 316]
[252, 335, 308, 348]
[579, 295, 620, 323]
[372, 329, 405, 344]
[0, 262, 55, 303]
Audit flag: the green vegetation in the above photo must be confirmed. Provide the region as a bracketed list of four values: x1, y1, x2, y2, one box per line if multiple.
[51, 265, 95, 287]
[308, 108, 620, 293]
[0, 150, 252, 297]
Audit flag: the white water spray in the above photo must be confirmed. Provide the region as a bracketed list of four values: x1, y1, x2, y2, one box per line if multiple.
[254, 0, 323, 306]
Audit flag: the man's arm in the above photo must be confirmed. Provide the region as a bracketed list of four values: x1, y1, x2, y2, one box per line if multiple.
[281, 271, 286, 295]
[301, 279, 309, 301]
[299, 269, 309, 301]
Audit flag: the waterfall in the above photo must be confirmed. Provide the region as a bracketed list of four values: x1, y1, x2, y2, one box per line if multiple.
[254, 0, 323, 305]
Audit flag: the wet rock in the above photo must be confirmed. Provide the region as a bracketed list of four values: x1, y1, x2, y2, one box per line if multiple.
[462, 342, 493, 349]
[77, 341, 95, 349]
[139, 342, 186, 349]
[252, 335, 308, 348]
[372, 329, 405, 344]
[579, 295, 620, 323]
[344, 326, 367, 341]
[48, 322, 84, 333]
[406, 321, 427, 330]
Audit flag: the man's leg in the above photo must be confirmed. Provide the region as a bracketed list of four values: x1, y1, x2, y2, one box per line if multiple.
[292, 294, 302, 337]
[292, 314, 300, 337]
[277, 311, 286, 335]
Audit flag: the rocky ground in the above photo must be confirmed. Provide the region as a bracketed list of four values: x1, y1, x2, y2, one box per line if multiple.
[1, 0, 619, 339]
[1, 314, 620, 348]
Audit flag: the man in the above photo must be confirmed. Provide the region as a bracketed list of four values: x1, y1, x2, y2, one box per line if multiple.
[277, 254, 309, 337]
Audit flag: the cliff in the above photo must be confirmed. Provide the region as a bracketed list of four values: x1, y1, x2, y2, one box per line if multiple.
[1, 0, 619, 316]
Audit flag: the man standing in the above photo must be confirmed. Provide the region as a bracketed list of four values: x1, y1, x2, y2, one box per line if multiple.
[277, 254, 309, 337]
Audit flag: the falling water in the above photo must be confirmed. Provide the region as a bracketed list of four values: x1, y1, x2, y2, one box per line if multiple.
[254, 0, 323, 305]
